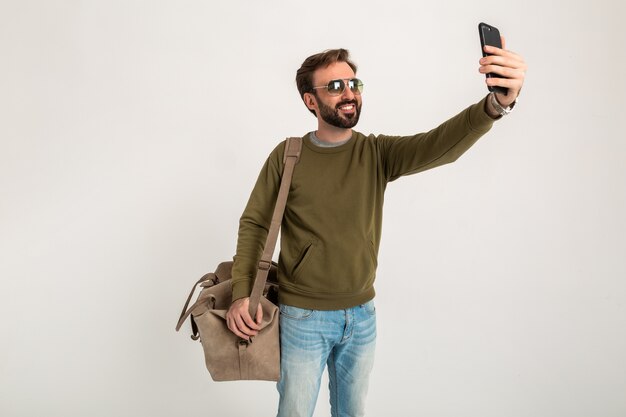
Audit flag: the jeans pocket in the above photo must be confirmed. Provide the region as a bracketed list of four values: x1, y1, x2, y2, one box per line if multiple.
[362, 299, 376, 316]
[279, 304, 315, 320]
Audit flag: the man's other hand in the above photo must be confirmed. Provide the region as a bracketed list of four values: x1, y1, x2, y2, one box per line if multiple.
[226, 297, 263, 341]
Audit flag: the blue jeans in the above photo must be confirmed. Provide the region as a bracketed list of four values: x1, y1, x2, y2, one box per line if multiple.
[276, 300, 377, 417]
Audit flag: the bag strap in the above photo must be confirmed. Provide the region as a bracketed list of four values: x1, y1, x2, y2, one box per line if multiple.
[175, 261, 234, 334]
[176, 286, 217, 336]
[248, 137, 302, 317]
[175, 272, 216, 333]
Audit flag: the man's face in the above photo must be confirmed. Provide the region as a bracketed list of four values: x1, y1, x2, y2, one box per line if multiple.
[308, 61, 363, 129]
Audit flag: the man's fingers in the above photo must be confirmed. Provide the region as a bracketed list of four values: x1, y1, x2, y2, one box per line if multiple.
[485, 76, 523, 98]
[227, 316, 251, 340]
[479, 65, 524, 79]
[234, 314, 259, 337]
[483, 65, 526, 85]
[501, 35, 506, 50]
[241, 307, 262, 330]
[481, 53, 526, 70]
[483, 45, 523, 64]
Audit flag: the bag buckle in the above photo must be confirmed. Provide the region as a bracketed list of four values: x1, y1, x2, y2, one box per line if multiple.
[258, 260, 271, 271]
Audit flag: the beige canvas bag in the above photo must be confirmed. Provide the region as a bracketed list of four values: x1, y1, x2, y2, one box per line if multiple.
[176, 137, 302, 381]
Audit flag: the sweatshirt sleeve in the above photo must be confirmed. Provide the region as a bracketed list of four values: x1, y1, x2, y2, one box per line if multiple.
[230, 142, 284, 302]
[379, 95, 495, 182]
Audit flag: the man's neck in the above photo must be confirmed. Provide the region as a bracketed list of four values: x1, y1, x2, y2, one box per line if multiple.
[314, 124, 353, 144]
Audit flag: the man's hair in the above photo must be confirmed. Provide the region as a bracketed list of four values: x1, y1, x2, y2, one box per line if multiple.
[296, 48, 358, 115]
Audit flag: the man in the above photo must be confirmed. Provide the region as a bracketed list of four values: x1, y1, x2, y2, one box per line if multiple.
[226, 40, 527, 417]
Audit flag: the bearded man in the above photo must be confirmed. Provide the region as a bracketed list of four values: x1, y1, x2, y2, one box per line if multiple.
[226, 45, 527, 417]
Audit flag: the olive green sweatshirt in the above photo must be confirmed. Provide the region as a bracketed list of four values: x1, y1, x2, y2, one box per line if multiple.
[231, 96, 495, 310]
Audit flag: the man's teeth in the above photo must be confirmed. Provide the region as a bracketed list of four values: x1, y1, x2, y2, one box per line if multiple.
[339, 104, 354, 110]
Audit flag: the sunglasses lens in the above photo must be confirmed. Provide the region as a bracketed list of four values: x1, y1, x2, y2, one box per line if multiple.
[327, 79, 345, 96]
[349, 78, 364, 94]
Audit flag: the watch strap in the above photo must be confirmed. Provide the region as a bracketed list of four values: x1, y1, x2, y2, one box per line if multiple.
[490, 92, 517, 116]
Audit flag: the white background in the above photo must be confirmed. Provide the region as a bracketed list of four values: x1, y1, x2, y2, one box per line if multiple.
[1, 1, 625, 416]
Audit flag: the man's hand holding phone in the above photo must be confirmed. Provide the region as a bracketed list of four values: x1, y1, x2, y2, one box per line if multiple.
[479, 39, 527, 107]
[478, 24, 527, 108]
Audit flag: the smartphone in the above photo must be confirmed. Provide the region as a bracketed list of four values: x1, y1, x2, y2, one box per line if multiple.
[478, 22, 508, 95]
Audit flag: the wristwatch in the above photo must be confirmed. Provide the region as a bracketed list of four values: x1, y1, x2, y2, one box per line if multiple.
[489, 92, 517, 117]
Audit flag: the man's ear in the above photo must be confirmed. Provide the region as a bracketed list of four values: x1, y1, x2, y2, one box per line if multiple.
[303, 92, 317, 111]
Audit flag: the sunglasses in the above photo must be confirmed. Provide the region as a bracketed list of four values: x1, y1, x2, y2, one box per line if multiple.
[312, 78, 364, 96]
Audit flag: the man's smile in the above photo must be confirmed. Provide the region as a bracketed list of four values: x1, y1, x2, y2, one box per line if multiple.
[337, 101, 358, 115]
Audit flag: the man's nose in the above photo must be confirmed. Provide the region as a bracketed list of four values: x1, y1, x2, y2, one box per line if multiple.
[341, 84, 355, 100]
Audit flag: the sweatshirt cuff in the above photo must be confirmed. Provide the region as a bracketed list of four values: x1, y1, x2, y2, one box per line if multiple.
[231, 278, 252, 303]
[468, 95, 497, 133]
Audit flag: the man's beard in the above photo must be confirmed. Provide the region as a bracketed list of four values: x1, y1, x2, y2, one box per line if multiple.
[316, 97, 362, 129]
